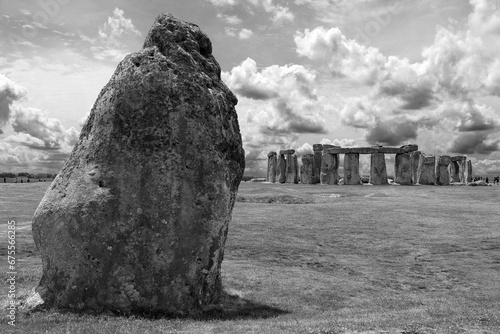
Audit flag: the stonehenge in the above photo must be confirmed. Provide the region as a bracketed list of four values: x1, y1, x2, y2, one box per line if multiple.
[266, 143, 473, 186]
[313, 144, 323, 184]
[417, 154, 436, 185]
[343, 153, 361, 185]
[370, 152, 388, 185]
[435, 155, 451, 186]
[300, 154, 315, 184]
[394, 153, 412, 185]
[320, 145, 340, 185]
[267, 152, 277, 183]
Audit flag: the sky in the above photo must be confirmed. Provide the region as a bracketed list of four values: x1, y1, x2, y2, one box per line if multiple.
[0, 0, 500, 177]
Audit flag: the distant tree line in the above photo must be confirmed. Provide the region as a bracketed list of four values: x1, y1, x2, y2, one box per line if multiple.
[0, 172, 57, 179]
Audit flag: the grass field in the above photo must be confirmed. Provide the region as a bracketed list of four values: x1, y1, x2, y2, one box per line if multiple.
[1, 181, 500, 333]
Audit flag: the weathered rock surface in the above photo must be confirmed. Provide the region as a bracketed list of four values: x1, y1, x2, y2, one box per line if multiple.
[417, 154, 436, 185]
[285, 153, 298, 184]
[267, 152, 277, 183]
[448, 160, 460, 183]
[313, 144, 323, 184]
[465, 159, 473, 184]
[320, 153, 339, 185]
[394, 153, 412, 185]
[300, 154, 314, 184]
[369, 153, 388, 185]
[343, 153, 361, 185]
[277, 153, 286, 183]
[32, 13, 245, 315]
[435, 155, 451, 185]
[410, 151, 421, 184]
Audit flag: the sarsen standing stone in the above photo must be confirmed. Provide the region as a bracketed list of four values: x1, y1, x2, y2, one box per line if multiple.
[32, 13, 245, 315]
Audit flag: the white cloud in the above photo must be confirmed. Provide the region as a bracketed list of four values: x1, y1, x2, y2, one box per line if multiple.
[294, 26, 386, 84]
[83, 8, 142, 63]
[293, 0, 500, 154]
[98, 8, 142, 46]
[225, 27, 237, 37]
[238, 28, 254, 39]
[11, 106, 79, 152]
[320, 138, 357, 147]
[207, 0, 237, 6]
[207, 0, 294, 24]
[223, 57, 329, 162]
[217, 14, 242, 24]
[0, 73, 27, 130]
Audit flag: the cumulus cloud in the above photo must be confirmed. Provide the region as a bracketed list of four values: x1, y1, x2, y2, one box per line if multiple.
[223, 57, 329, 167]
[320, 138, 356, 147]
[294, 26, 386, 84]
[207, 0, 294, 24]
[448, 132, 500, 155]
[84, 8, 142, 63]
[293, 0, 500, 152]
[0, 73, 27, 130]
[11, 106, 79, 152]
[238, 28, 254, 39]
[218, 14, 242, 24]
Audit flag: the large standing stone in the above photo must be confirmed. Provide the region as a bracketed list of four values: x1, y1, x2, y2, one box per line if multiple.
[394, 153, 412, 185]
[453, 156, 467, 183]
[320, 152, 340, 185]
[410, 151, 421, 184]
[448, 160, 460, 183]
[267, 152, 277, 183]
[435, 155, 451, 185]
[293, 154, 299, 184]
[313, 144, 323, 184]
[277, 153, 286, 183]
[282, 149, 297, 184]
[465, 159, 473, 184]
[343, 153, 361, 185]
[320, 145, 339, 185]
[31, 13, 245, 315]
[300, 154, 315, 184]
[417, 154, 436, 185]
[369, 152, 388, 185]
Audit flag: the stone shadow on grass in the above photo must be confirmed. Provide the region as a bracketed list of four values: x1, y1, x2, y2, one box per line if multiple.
[196, 291, 290, 320]
[21, 291, 289, 321]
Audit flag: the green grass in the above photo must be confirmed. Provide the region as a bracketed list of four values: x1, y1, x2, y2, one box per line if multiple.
[1, 182, 500, 333]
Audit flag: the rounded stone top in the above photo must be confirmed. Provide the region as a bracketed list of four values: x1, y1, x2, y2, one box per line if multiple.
[142, 13, 222, 81]
[267, 151, 277, 157]
[313, 144, 323, 151]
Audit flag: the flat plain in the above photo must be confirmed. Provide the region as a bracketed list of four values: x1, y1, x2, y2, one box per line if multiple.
[1, 181, 500, 334]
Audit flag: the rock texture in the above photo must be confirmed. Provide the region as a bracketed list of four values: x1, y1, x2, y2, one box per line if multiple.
[313, 144, 323, 184]
[410, 151, 421, 184]
[465, 159, 473, 184]
[320, 152, 340, 185]
[300, 154, 314, 184]
[369, 153, 388, 185]
[343, 153, 361, 185]
[435, 155, 451, 186]
[277, 153, 286, 183]
[417, 154, 436, 185]
[285, 151, 298, 184]
[448, 160, 460, 183]
[394, 153, 412, 185]
[267, 152, 277, 183]
[31, 13, 245, 315]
